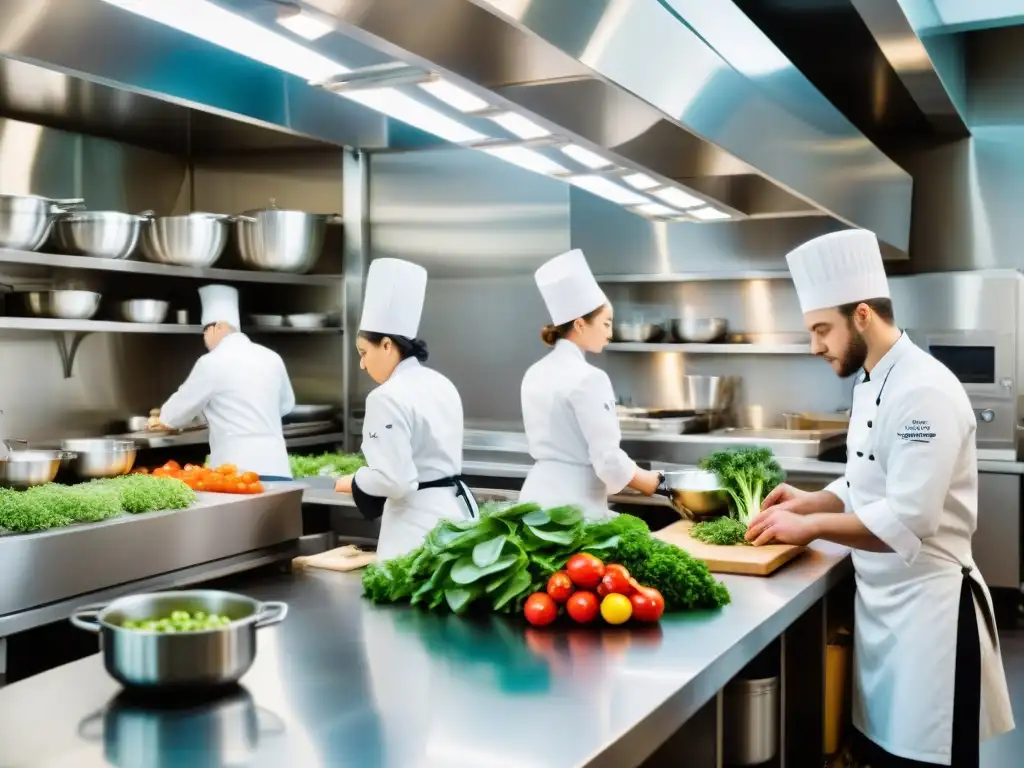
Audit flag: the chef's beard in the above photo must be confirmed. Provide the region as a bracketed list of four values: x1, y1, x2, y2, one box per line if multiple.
[836, 326, 868, 378]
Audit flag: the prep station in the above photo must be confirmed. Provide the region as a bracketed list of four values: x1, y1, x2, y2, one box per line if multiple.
[0, 0, 1023, 767]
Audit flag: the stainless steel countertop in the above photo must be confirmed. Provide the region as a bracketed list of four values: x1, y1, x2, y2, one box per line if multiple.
[0, 544, 851, 768]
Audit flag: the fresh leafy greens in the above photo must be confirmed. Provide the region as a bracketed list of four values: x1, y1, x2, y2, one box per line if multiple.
[698, 447, 785, 525]
[691, 516, 749, 546]
[288, 452, 366, 479]
[362, 504, 731, 614]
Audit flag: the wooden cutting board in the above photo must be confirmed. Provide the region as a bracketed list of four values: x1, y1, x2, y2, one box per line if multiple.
[292, 545, 376, 573]
[654, 520, 805, 576]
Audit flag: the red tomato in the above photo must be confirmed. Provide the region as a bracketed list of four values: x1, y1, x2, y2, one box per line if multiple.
[566, 554, 605, 590]
[565, 591, 599, 624]
[630, 588, 665, 623]
[605, 564, 630, 581]
[546, 571, 574, 603]
[524, 592, 558, 627]
[600, 570, 634, 597]
[162, 461, 181, 472]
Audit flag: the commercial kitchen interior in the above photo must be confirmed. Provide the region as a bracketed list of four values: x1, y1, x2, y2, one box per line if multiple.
[0, 0, 1024, 766]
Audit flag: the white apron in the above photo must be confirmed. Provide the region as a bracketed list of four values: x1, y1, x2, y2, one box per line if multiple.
[375, 485, 475, 561]
[520, 459, 612, 521]
[836, 337, 1013, 764]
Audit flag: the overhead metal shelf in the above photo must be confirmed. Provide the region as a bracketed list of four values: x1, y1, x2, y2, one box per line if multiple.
[596, 271, 792, 283]
[606, 342, 811, 355]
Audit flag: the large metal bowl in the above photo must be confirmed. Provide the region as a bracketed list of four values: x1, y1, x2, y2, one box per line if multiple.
[671, 317, 728, 343]
[284, 312, 328, 329]
[284, 404, 337, 424]
[235, 208, 339, 273]
[119, 299, 169, 324]
[53, 211, 151, 260]
[60, 439, 137, 479]
[140, 213, 235, 268]
[24, 290, 102, 319]
[71, 590, 289, 689]
[0, 194, 84, 251]
[0, 449, 72, 488]
[659, 469, 730, 518]
[613, 322, 661, 343]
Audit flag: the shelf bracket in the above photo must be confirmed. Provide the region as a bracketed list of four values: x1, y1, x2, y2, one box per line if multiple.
[53, 331, 91, 379]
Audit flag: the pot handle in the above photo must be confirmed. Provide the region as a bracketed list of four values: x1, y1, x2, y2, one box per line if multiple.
[227, 214, 258, 223]
[49, 198, 85, 213]
[77, 712, 104, 741]
[3, 438, 28, 451]
[254, 601, 288, 629]
[70, 602, 108, 633]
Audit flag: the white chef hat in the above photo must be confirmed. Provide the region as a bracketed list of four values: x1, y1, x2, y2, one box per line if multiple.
[199, 284, 240, 328]
[535, 249, 607, 326]
[359, 258, 427, 338]
[785, 229, 890, 314]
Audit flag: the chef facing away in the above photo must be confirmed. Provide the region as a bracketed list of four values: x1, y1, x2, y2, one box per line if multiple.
[519, 249, 661, 519]
[747, 230, 1013, 766]
[153, 284, 295, 480]
[334, 258, 477, 560]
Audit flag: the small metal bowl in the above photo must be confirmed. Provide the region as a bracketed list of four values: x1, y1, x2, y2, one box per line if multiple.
[670, 317, 728, 343]
[60, 439, 137, 479]
[613, 322, 662, 343]
[24, 290, 102, 320]
[659, 469, 730, 518]
[250, 314, 285, 328]
[119, 299, 169, 324]
[285, 313, 328, 329]
[0, 449, 74, 489]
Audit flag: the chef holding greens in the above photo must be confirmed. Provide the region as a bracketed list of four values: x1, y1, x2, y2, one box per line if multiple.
[153, 284, 294, 480]
[519, 249, 661, 519]
[748, 230, 1013, 766]
[334, 258, 477, 560]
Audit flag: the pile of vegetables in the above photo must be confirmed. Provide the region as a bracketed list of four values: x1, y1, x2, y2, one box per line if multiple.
[524, 554, 665, 627]
[121, 610, 233, 633]
[0, 475, 195, 534]
[362, 503, 730, 615]
[142, 461, 264, 494]
[288, 451, 366, 479]
[690, 447, 786, 546]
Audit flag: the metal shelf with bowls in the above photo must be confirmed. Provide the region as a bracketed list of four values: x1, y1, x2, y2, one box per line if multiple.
[606, 341, 811, 355]
[595, 270, 792, 284]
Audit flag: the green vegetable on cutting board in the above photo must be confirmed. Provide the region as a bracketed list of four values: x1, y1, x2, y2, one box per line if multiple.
[690, 516, 750, 547]
[698, 446, 786, 526]
[288, 451, 366, 479]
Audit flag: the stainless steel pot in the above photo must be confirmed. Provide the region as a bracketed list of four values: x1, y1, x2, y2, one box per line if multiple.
[0, 194, 84, 251]
[658, 469, 730, 518]
[0, 445, 74, 488]
[235, 206, 341, 273]
[723, 676, 779, 765]
[60, 439, 137, 479]
[71, 590, 289, 689]
[119, 299, 169, 324]
[671, 317, 728, 343]
[23, 289, 102, 319]
[140, 213, 244, 268]
[54, 210, 152, 260]
[682, 374, 736, 413]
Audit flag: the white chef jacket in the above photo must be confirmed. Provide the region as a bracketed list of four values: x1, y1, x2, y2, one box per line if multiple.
[160, 333, 294, 478]
[354, 358, 474, 560]
[823, 333, 1013, 764]
[519, 339, 636, 519]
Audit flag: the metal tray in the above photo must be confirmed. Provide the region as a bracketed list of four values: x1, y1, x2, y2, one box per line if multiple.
[701, 427, 847, 457]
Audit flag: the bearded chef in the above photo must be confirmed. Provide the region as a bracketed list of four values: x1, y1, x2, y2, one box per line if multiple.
[519, 249, 661, 519]
[153, 284, 295, 480]
[746, 230, 1013, 766]
[334, 258, 477, 560]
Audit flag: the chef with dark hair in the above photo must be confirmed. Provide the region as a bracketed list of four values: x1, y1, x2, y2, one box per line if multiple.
[748, 230, 1013, 766]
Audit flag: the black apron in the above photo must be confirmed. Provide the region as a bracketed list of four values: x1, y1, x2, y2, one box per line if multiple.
[352, 474, 479, 521]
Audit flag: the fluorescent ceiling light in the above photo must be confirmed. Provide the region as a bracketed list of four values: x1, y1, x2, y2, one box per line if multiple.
[276, 9, 333, 41]
[653, 186, 704, 209]
[419, 79, 489, 113]
[634, 202, 676, 217]
[490, 112, 550, 140]
[482, 147, 568, 176]
[622, 172, 659, 191]
[568, 176, 649, 206]
[561, 144, 611, 169]
[99, 0, 347, 82]
[344, 89, 486, 144]
[690, 206, 731, 220]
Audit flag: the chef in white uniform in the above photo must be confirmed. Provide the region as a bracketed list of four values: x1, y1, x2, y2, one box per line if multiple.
[519, 249, 661, 519]
[747, 230, 1013, 766]
[334, 258, 477, 560]
[155, 284, 295, 479]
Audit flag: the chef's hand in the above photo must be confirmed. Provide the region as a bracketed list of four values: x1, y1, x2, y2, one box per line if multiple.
[335, 475, 353, 494]
[629, 468, 662, 496]
[745, 508, 818, 547]
[760, 482, 810, 511]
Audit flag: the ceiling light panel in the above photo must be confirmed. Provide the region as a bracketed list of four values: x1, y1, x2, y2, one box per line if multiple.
[490, 112, 550, 140]
[622, 172, 660, 190]
[634, 202, 677, 217]
[276, 9, 333, 40]
[568, 176, 650, 206]
[653, 186, 705, 209]
[419, 79, 489, 113]
[689, 206, 731, 220]
[482, 147, 568, 175]
[560, 144, 612, 169]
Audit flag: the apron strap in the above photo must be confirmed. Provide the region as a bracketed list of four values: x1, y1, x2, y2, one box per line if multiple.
[961, 565, 998, 649]
[418, 475, 479, 519]
[951, 568, 984, 768]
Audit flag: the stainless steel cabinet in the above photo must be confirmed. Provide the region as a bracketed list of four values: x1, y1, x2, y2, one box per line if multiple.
[976, 471, 1022, 589]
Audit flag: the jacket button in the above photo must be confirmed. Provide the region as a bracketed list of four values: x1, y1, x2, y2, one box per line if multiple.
[867, 420, 873, 428]
[869, 455, 875, 461]
[846, 480, 850, 487]
[856, 451, 864, 458]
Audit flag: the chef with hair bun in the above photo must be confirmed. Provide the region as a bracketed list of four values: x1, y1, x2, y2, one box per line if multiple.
[519, 249, 661, 519]
[334, 258, 477, 560]
[747, 230, 1014, 766]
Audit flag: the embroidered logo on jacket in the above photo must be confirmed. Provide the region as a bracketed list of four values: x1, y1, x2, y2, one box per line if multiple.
[896, 419, 936, 443]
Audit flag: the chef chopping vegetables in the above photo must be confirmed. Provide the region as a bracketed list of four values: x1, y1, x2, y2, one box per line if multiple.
[152, 284, 295, 480]
[334, 258, 478, 560]
[747, 230, 1013, 766]
[519, 249, 661, 519]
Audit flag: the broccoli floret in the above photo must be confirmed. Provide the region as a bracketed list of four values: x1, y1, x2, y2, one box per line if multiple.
[698, 447, 786, 525]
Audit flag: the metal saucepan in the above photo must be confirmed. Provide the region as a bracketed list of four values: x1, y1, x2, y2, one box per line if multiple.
[140, 213, 251, 268]
[658, 470, 730, 518]
[0, 194, 84, 251]
[71, 590, 289, 689]
[119, 299, 170, 324]
[671, 317, 728, 343]
[235, 204, 342, 273]
[60, 439, 137, 479]
[54, 210, 153, 260]
[23, 289, 102, 319]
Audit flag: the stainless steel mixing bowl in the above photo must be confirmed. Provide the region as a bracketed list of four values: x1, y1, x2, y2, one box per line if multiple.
[235, 208, 339, 273]
[671, 317, 728, 343]
[53, 210, 151, 260]
[140, 213, 238, 268]
[0, 194, 83, 251]
[0, 449, 72, 488]
[24, 289, 102, 319]
[71, 590, 289, 689]
[659, 470, 730, 518]
[60, 439, 137, 479]
[612, 322, 661, 342]
[119, 299, 169, 324]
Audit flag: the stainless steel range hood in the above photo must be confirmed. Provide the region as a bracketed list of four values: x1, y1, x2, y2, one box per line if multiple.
[0, 0, 912, 254]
